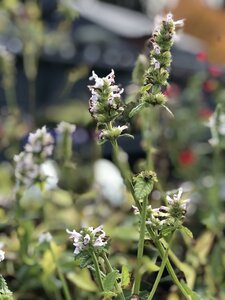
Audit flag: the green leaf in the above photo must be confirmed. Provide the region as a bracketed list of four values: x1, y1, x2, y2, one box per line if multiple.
[0, 275, 13, 298]
[101, 291, 117, 299]
[141, 84, 152, 93]
[129, 103, 145, 117]
[180, 280, 202, 300]
[134, 178, 153, 200]
[67, 270, 97, 292]
[121, 265, 131, 289]
[180, 226, 193, 239]
[103, 270, 118, 292]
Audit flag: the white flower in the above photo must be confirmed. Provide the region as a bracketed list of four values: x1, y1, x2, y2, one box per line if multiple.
[153, 44, 161, 55]
[67, 225, 107, 255]
[132, 205, 139, 215]
[167, 187, 190, 210]
[66, 228, 82, 242]
[152, 58, 160, 69]
[25, 126, 54, 158]
[38, 232, 53, 244]
[89, 70, 104, 88]
[57, 121, 76, 134]
[0, 250, 5, 262]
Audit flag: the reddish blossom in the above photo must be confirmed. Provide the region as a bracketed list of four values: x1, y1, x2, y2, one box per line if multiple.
[163, 83, 180, 98]
[202, 79, 218, 93]
[178, 149, 196, 167]
[198, 107, 213, 120]
[196, 51, 207, 62]
[208, 65, 223, 77]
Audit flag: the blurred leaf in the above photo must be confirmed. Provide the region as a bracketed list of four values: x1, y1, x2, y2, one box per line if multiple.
[193, 231, 215, 265]
[141, 256, 159, 274]
[121, 265, 131, 289]
[67, 269, 97, 292]
[129, 103, 145, 118]
[180, 226, 193, 239]
[103, 270, 118, 292]
[110, 225, 139, 241]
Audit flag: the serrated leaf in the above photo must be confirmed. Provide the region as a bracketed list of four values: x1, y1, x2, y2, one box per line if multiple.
[180, 226, 193, 239]
[0, 276, 13, 297]
[121, 265, 131, 288]
[134, 178, 153, 200]
[129, 103, 145, 117]
[101, 291, 117, 299]
[103, 271, 118, 292]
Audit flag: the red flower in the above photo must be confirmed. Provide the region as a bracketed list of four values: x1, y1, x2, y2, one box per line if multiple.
[202, 79, 218, 93]
[208, 65, 223, 77]
[178, 149, 196, 167]
[163, 83, 180, 98]
[198, 107, 213, 120]
[196, 51, 207, 62]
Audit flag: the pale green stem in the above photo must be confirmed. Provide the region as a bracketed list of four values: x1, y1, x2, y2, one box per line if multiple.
[102, 253, 126, 300]
[133, 196, 148, 294]
[147, 226, 190, 299]
[90, 250, 104, 292]
[147, 233, 174, 300]
[49, 245, 72, 300]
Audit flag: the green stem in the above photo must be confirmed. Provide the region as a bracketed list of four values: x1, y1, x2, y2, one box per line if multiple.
[91, 250, 104, 292]
[103, 253, 126, 300]
[133, 196, 148, 294]
[49, 245, 72, 300]
[147, 233, 174, 300]
[110, 132, 141, 211]
[146, 226, 190, 299]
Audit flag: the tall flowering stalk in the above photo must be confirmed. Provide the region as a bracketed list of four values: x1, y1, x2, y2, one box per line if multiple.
[87, 13, 196, 300]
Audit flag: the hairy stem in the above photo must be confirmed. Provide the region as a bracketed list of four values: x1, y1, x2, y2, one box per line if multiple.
[133, 196, 148, 294]
[49, 245, 72, 300]
[103, 253, 126, 300]
[91, 250, 104, 292]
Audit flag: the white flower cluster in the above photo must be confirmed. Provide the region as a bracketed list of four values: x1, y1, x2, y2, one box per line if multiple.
[88, 69, 124, 116]
[151, 13, 184, 70]
[133, 188, 189, 229]
[67, 225, 107, 255]
[38, 232, 53, 244]
[56, 121, 76, 135]
[0, 249, 5, 262]
[25, 126, 54, 159]
[14, 126, 54, 188]
[208, 111, 225, 146]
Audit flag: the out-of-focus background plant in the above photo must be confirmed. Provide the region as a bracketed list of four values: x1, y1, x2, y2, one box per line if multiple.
[0, 0, 225, 299]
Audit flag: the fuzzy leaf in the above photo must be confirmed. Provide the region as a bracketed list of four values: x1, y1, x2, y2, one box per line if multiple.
[121, 265, 131, 289]
[103, 271, 118, 292]
[134, 178, 153, 200]
[129, 103, 145, 117]
[0, 275, 13, 298]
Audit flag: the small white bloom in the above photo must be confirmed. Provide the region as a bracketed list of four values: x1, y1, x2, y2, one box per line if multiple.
[83, 234, 91, 246]
[57, 121, 76, 135]
[166, 13, 173, 22]
[89, 70, 104, 88]
[167, 187, 183, 204]
[38, 232, 52, 244]
[132, 205, 139, 215]
[0, 250, 5, 262]
[153, 44, 161, 55]
[66, 228, 82, 242]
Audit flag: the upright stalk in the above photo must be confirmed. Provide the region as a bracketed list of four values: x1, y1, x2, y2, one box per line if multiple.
[49, 245, 72, 300]
[133, 195, 148, 294]
[147, 233, 174, 300]
[103, 253, 126, 300]
[90, 250, 104, 292]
